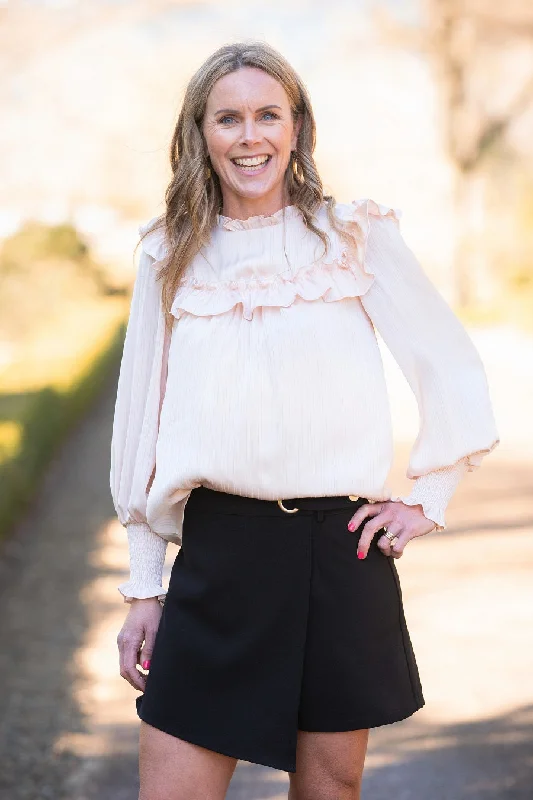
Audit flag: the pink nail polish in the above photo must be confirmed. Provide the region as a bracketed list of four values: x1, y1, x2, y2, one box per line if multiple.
[142, 660, 151, 670]
[347, 522, 355, 532]
[357, 551, 365, 559]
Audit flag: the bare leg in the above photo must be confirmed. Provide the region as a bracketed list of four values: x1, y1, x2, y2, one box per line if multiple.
[139, 720, 238, 800]
[288, 729, 369, 800]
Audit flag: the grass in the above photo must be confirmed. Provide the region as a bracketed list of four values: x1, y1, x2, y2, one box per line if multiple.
[0, 298, 128, 540]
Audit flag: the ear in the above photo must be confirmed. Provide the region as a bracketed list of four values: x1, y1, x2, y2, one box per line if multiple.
[291, 114, 303, 150]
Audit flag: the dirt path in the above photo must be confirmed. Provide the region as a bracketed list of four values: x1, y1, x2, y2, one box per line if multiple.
[0, 361, 531, 799]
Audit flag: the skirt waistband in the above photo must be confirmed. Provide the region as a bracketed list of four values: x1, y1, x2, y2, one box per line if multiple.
[186, 486, 370, 517]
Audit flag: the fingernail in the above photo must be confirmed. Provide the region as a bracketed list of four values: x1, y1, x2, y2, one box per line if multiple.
[357, 550, 366, 559]
[347, 522, 356, 532]
[142, 660, 151, 670]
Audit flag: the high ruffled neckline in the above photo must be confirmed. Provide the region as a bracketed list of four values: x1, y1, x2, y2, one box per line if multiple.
[216, 204, 301, 231]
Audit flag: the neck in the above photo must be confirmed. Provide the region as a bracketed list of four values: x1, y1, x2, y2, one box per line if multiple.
[220, 190, 290, 220]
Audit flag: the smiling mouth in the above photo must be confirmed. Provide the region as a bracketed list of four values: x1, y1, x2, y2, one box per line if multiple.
[230, 154, 272, 172]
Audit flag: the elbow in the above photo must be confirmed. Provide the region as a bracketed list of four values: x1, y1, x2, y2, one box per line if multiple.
[415, 336, 491, 396]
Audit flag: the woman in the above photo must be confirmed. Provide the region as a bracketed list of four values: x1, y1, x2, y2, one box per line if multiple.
[111, 41, 499, 800]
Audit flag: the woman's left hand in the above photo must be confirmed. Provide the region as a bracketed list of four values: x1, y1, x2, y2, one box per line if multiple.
[347, 500, 437, 559]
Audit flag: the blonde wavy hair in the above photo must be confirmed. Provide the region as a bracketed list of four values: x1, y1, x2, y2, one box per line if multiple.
[138, 40, 362, 331]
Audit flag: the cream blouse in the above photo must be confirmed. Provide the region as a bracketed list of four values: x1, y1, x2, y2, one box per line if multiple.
[110, 198, 499, 603]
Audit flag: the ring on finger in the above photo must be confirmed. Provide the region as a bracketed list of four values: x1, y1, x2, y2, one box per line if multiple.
[384, 528, 399, 547]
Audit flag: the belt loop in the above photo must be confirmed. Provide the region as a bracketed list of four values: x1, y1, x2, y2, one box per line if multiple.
[315, 509, 325, 523]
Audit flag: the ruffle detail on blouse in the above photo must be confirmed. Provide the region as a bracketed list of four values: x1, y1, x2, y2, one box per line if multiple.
[170, 199, 402, 321]
[170, 254, 373, 321]
[217, 204, 302, 230]
[405, 439, 500, 480]
[118, 583, 167, 604]
[138, 216, 168, 264]
[338, 197, 403, 262]
[391, 456, 471, 532]
[138, 200, 403, 321]
[342, 197, 402, 225]
[461, 440, 501, 472]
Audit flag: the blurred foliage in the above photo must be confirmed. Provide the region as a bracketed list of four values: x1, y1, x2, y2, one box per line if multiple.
[1, 221, 89, 269]
[0, 220, 126, 343]
[0, 219, 130, 541]
[0, 312, 127, 541]
[0, 421, 23, 467]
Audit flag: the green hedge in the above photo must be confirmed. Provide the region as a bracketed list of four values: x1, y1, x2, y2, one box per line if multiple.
[0, 319, 126, 541]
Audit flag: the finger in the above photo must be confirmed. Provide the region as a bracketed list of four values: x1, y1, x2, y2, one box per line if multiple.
[376, 528, 400, 557]
[356, 517, 390, 559]
[124, 655, 147, 692]
[125, 642, 147, 691]
[118, 636, 147, 691]
[378, 531, 409, 558]
[347, 502, 385, 533]
[121, 662, 146, 692]
[139, 626, 158, 671]
[390, 532, 409, 557]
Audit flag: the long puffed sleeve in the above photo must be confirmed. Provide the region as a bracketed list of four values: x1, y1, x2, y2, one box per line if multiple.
[110, 229, 171, 602]
[358, 209, 500, 528]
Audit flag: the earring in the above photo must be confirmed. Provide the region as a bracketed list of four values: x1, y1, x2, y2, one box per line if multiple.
[291, 150, 298, 173]
[205, 164, 212, 180]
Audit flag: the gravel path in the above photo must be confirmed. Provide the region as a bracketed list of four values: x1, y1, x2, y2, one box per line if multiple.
[0, 353, 532, 799]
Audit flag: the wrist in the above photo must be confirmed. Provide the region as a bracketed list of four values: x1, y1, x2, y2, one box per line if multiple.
[127, 596, 165, 608]
[396, 499, 439, 532]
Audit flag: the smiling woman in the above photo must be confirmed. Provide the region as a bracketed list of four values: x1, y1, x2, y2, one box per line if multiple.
[202, 71, 301, 211]
[110, 40, 499, 800]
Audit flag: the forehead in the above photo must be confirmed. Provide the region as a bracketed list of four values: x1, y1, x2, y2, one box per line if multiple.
[206, 67, 290, 111]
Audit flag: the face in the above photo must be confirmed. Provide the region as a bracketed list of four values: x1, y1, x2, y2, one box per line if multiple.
[202, 66, 302, 217]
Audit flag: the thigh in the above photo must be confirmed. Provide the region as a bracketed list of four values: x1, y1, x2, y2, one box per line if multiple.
[289, 729, 369, 800]
[139, 720, 237, 800]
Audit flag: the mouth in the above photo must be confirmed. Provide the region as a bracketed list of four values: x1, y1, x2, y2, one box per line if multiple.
[230, 154, 272, 175]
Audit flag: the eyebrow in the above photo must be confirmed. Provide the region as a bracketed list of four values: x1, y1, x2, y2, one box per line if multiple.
[214, 104, 282, 115]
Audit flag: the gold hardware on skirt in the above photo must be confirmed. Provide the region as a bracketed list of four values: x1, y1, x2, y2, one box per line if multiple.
[277, 496, 359, 513]
[277, 499, 299, 514]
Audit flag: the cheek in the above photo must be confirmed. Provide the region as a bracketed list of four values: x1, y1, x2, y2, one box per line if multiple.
[271, 126, 292, 153]
[204, 128, 230, 160]
[270, 132, 295, 172]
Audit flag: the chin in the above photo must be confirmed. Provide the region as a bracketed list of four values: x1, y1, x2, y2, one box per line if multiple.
[233, 178, 285, 197]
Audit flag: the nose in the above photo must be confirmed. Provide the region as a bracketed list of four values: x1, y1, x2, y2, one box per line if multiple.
[240, 118, 262, 146]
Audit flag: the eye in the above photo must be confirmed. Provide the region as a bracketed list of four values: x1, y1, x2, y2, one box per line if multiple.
[219, 115, 235, 125]
[262, 111, 279, 120]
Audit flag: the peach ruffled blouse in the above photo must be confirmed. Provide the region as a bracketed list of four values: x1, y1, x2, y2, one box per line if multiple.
[110, 198, 499, 603]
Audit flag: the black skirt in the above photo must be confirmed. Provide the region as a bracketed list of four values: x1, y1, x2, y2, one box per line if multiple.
[135, 486, 425, 774]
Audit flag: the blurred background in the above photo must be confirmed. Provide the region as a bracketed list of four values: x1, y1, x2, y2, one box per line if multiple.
[0, 1, 531, 798]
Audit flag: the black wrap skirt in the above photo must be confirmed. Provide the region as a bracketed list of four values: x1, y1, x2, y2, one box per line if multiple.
[135, 486, 425, 773]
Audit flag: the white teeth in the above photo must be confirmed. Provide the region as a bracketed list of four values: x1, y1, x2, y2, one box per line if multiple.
[233, 155, 270, 167]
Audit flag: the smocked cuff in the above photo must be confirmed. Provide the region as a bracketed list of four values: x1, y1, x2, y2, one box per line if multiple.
[392, 457, 469, 531]
[118, 522, 168, 604]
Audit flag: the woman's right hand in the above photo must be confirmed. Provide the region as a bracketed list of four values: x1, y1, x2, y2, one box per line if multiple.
[117, 597, 163, 691]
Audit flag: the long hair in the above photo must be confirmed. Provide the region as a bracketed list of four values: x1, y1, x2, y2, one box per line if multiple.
[138, 40, 363, 331]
